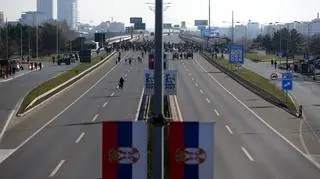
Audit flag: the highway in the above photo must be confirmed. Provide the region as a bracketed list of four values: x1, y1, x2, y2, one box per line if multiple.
[0, 50, 146, 178]
[0, 34, 319, 179]
[165, 34, 320, 178]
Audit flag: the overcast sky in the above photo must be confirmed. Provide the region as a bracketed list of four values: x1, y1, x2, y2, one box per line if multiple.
[0, 0, 319, 28]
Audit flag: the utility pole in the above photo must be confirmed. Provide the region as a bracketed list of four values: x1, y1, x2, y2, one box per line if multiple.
[56, 21, 59, 58]
[28, 29, 31, 57]
[232, 11, 234, 43]
[6, 18, 8, 60]
[20, 24, 23, 58]
[153, 0, 164, 179]
[36, 24, 38, 61]
[207, 0, 211, 49]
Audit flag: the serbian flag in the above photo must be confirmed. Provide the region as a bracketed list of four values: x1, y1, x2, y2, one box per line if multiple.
[102, 121, 147, 179]
[169, 121, 214, 179]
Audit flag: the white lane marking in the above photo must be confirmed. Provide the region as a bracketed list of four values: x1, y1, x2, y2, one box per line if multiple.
[191, 77, 194, 81]
[135, 88, 145, 121]
[195, 83, 199, 87]
[75, 132, 85, 143]
[206, 98, 211, 103]
[186, 69, 189, 72]
[92, 114, 99, 122]
[214, 109, 220, 116]
[124, 74, 127, 77]
[0, 110, 15, 143]
[111, 92, 115, 97]
[1, 53, 130, 164]
[299, 119, 311, 156]
[241, 147, 255, 162]
[0, 149, 16, 164]
[49, 160, 65, 177]
[102, 101, 109, 107]
[194, 59, 320, 169]
[200, 89, 204, 94]
[174, 95, 183, 121]
[225, 125, 233, 134]
[188, 73, 191, 76]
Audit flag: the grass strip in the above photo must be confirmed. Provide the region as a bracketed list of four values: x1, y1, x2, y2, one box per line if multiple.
[204, 53, 296, 112]
[19, 52, 111, 113]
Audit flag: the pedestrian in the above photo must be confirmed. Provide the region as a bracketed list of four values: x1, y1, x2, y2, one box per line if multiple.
[274, 61, 277, 69]
[52, 56, 55, 64]
[271, 59, 274, 66]
[298, 105, 303, 118]
[34, 62, 38, 70]
[39, 62, 42, 70]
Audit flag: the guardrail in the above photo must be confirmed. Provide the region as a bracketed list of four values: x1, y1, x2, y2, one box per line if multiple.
[21, 52, 116, 115]
[200, 52, 297, 115]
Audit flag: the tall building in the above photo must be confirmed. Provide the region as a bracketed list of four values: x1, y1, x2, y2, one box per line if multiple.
[181, 21, 186, 28]
[20, 11, 49, 26]
[37, 0, 53, 19]
[247, 21, 260, 39]
[57, 0, 78, 29]
[0, 11, 4, 24]
[109, 22, 125, 32]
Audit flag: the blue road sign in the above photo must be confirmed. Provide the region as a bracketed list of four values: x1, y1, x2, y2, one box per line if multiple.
[278, 51, 283, 58]
[282, 72, 293, 91]
[304, 53, 309, 60]
[229, 44, 244, 64]
[282, 72, 293, 80]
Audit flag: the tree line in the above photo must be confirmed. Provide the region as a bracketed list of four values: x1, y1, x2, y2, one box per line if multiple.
[0, 21, 79, 60]
[252, 28, 320, 56]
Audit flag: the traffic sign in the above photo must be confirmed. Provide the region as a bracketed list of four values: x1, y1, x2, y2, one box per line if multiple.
[304, 53, 309, 60]
[164, 70, 177, 95]
[144, 70, 154, 95]
[278, 51, 283, 58]
[102, 121, 148, 179]
[282, 72, 293, 91]
[270, 73, 278, 80]
[282, 72, 293, 80]
[169, 122, 214, 179]
[229, 44, 244, 64]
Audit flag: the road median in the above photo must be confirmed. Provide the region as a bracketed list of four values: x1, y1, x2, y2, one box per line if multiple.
[17, 52, 116, 116]
[201, 52, 297, 115]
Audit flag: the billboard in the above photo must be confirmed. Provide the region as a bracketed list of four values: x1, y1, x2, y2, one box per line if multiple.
[195, 20, 208, 26]
[202, 29, 220, 38]
[134, 23, 146, 30]
[94, 33, 105, 43]
[163, 23, 172, 29]
[130, 17, 143, 24]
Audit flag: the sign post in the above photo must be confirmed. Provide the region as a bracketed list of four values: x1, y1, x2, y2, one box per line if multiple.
[270, 72, 278, 94]
[144, 70, 154, 95]
[164, 70, 177, 95]
[282, 72, 293, 104]
[169, 122, 214, 179]
[229, 44, 244, 72]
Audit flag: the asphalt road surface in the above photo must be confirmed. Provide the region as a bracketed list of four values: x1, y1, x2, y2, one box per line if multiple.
[0, 51, 146, 179]
[0, 51, 103, 130]
[168, 51, 320, 178]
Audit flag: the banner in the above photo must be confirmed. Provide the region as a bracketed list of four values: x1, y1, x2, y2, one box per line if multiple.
[102, 121, 148, 179]
[169, 122, 214, 179]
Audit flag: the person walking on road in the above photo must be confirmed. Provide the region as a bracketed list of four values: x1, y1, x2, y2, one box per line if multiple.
[274, 61, 277, 69]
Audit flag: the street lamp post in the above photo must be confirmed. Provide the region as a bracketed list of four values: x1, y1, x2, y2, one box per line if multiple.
[20, 24, 23, 58]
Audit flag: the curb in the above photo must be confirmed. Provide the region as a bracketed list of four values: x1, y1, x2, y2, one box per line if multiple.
[18, 52, 116, 117]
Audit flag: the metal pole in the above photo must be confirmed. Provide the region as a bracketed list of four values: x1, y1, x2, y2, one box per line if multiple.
[232, 11, 234, 43]
[6, 18, 8, 60]
[56, 22, 59, 57]
[153, 0, 164, 179]
[28, 29, 31, 57]
[36, 25, 38, 61]
[20, 24, 23, 58]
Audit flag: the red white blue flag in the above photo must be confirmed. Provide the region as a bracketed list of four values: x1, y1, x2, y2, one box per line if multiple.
[169, 121, 214, 179]
[102, 121, 147, 179]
